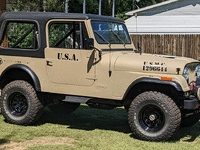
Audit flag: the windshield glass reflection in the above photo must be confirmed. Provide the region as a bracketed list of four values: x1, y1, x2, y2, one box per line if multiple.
[91, 21, 131, 44]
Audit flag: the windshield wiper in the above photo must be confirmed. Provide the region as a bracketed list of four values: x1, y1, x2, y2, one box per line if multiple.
[111, 31, 126, 48]
[94, 31, 111, 48]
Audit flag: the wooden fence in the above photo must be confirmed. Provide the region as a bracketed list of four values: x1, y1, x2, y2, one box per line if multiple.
[130, 34, 200, 60]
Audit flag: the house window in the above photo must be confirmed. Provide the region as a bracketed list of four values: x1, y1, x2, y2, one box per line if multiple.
[49, 22, 88, 49]
[1, 22, 39, 49]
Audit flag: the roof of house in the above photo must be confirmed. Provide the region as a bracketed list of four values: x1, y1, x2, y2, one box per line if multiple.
[126, 0, 179, 16]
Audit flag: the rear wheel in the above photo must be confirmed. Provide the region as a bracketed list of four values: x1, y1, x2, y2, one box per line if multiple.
[128, 91, 181, 141]
[0, 80, 43, 125]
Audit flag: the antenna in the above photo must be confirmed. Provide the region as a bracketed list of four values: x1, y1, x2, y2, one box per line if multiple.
[135, 13, 137, 34]
[135, 13, 138, 51]
[109, 44, 112, 77]
[135, 12, 142, 54]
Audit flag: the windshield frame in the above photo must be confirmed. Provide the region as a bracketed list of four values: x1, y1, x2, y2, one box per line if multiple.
[91, 20, 131, 45]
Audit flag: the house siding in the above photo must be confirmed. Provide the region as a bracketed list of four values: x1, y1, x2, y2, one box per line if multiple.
[125, 16, 200, 34]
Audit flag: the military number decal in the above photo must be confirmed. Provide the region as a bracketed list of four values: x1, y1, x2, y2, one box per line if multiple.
[58, 53, 78, 61]
[143, 62, 167, 72]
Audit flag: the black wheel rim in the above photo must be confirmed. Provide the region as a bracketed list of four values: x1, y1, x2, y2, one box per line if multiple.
[7, 92, 28, 116]
[139, 104, 165, 133]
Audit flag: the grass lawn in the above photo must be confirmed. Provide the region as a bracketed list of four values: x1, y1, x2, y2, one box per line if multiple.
[1, 104, 200, 150]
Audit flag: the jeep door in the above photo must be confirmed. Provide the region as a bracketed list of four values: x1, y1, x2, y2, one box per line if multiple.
[45, 20, 96, 86]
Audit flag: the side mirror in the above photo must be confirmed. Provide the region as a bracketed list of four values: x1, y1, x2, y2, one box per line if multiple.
[85, 38, 94, 49]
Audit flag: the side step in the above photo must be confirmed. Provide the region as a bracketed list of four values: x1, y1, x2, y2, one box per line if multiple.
[62, 96, 90, 103]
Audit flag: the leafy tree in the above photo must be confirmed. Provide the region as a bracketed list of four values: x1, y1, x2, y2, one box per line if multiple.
[49, 23, 65, 47]
[7, 0, 168, 20]
[6, 22, 37, 49]
[101, 0, 112, 16]
[137, 0, 166, 8]
[68, 0, 99, 14]
[45, 0, 65, 12]
[115, 0, 167, 20]
[7, 0, 43, 11]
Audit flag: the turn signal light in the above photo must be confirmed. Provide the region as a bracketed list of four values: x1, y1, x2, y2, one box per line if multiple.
[161, 77, 172, 81]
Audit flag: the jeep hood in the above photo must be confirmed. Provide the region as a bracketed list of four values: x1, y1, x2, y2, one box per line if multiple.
[114, 52, 199, 74]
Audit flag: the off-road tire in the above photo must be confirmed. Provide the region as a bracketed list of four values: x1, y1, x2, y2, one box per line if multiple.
[181, 113, 199, 127]
[0, 80, 43, 125]
[128, 91, 181, 141]
[48, 102, 80, 114]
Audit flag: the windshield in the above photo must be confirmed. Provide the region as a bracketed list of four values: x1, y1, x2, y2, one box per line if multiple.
[91, 21, 131, 44]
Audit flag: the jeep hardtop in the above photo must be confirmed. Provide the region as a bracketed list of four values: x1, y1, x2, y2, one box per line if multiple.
[0, 12, 200, 141]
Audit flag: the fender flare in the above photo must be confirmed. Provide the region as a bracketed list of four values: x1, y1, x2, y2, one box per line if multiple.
[123, 77, 183, 100]
[0, 64, 41, 91]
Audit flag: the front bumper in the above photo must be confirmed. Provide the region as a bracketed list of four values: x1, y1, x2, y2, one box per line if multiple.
[183, 80, 200, 109]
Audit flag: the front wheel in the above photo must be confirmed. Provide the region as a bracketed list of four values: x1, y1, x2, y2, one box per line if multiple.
[128, 91, 181, 141]
[0, 80, 43, 125]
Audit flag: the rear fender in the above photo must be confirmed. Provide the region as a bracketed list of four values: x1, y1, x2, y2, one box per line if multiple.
[0, 64, 41, 91]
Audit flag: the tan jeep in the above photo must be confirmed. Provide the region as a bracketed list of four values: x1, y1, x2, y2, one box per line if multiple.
[0, 12, 199, 141]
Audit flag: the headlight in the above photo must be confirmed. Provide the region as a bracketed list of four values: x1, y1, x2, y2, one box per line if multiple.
[195, 65, 200, 77]
[183, 67, 189, 82]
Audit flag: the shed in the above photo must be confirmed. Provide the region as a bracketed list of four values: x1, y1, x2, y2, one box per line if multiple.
[125, 0, 200, 59]
[0, 0, 7, 48]
[0, 0, 6, 15]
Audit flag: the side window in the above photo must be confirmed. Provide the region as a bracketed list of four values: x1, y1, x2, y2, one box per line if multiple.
[0, 22, 39, 49]
[49, 22, 88, 49]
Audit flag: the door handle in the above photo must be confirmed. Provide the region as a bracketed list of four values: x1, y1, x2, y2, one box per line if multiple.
[47, 60, 53, 66]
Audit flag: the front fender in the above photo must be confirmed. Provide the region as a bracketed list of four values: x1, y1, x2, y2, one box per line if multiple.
[123, 77, 183, 100]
